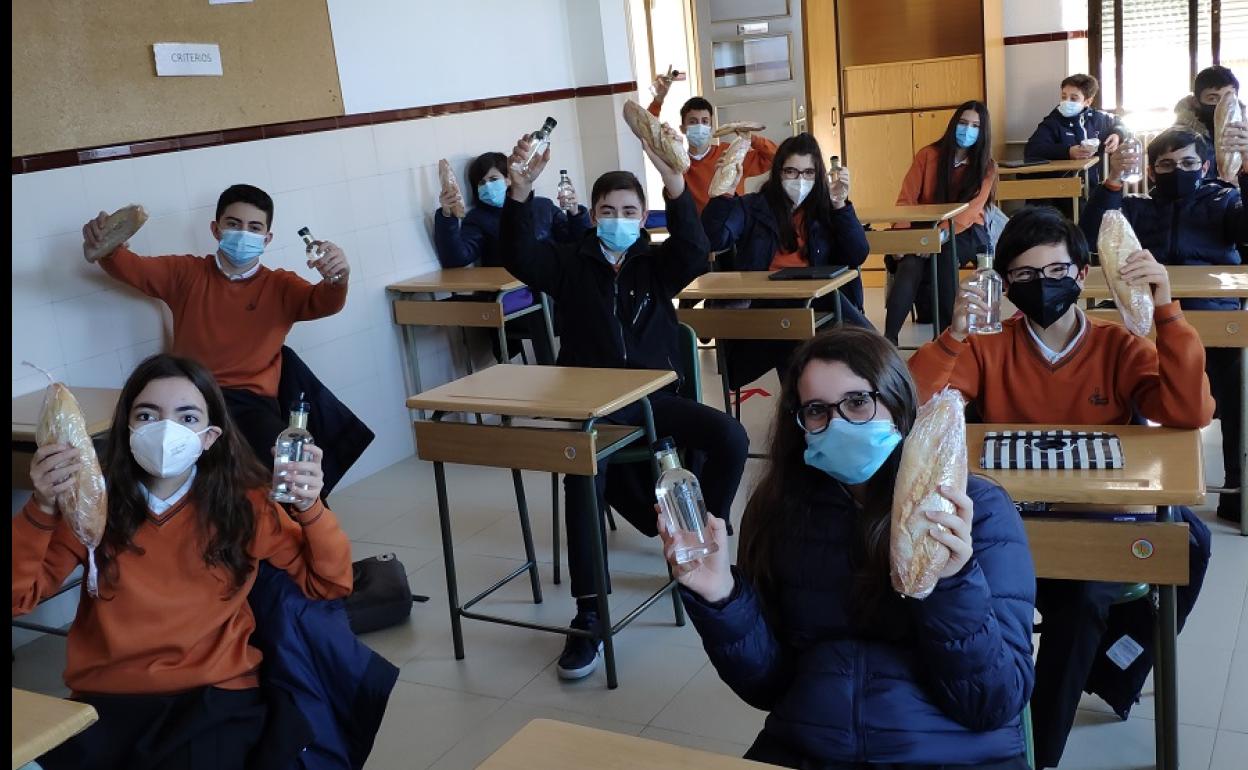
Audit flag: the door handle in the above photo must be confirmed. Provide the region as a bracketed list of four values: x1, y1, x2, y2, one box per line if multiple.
[792, 104, 807, 135]
[831, 106, 837, 127]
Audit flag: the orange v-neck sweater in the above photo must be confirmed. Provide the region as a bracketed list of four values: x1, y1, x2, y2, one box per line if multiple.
[11, 490, 352, 696]
[100, 247, 348, 397]
[908, 303, 1214, 428]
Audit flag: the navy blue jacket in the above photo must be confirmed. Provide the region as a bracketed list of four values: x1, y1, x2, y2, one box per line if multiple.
[248, 563, 399, 770]
[1081, 179, 1246, 310]
[681, 474, 1035, 766]
[1024, 107, 1124, 187]
[500, 187, 709, 390]
[701, 192, 870, 310]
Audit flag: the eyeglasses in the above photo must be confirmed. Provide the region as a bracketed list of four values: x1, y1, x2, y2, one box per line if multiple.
[794, 392, 880, 434]
[781, 167, 819, 181]
[1006, 262, 1075, 283]
[1152, 158, 1204, 172]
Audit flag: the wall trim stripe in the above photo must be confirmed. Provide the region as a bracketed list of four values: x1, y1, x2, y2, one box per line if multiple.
[11, 80, 640, 175]
[1004, 30, 1088, 46]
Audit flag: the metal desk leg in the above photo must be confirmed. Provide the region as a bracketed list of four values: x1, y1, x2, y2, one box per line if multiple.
[540, 293, 557, 363]
[552, 472, 562, 584]
[941, 221, 958, 338]
[1241, 347, 1247, 536]
[461, 328, 476, 375]
[498, 325, 511, 365]
[434, 458, 465, 659]
[717, 339, 733, 416]
[511, 467, 543, 603]
[1155, 504, 1180, 770]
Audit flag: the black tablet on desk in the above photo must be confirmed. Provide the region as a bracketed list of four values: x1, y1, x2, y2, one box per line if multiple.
[998, 159, 1048, 169]
[768, 265, 849, 281]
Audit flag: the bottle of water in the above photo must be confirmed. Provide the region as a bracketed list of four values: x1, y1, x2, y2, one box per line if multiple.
[1120, 136, 1143, 185]
[653, 438, 717, 564]
[513, 117, 557, 177]
[556, 170, 577, 214]
[965, 252, 1002, 335]
[828, 155, 848, 204]
[271, 395, 314, 503]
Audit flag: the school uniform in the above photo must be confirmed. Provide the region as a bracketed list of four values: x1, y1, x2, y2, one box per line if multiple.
[1024, 106, 1124, 188]
[701, 191, 872, 390]
[499, 187, 748, 599]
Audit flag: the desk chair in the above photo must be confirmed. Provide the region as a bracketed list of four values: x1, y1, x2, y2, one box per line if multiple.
[551, 323, 700, 585]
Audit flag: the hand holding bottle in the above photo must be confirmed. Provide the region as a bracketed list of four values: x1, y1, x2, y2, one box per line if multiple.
[656, 509, 734, 603]
[273, 443, 325, 512]
[829, 166, 851, 208]
[1107, 138, 1143, 184]
[507, 133, 550, 200]
[950, 284, 993, 342]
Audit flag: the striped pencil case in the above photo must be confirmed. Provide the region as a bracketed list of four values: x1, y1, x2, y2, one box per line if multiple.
[980, 430, 1124, 470]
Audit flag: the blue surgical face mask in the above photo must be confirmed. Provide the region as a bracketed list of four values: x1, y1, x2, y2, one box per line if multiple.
[1057, 100, 1084, 119]
[596, 217, 642, 255]
[218, 229, 266, 266]
[954, 124, 980, 149]
[803, 418, 902, 485]
[686, 124, 712, 149]
[477, 178, 507, 208]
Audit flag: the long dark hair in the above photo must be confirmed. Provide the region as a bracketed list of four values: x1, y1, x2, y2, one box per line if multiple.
[759, 132, 835, 253]
[737, 328, 919, 622]
[932, 100, 994, 204]
[97, 354, 270, 595]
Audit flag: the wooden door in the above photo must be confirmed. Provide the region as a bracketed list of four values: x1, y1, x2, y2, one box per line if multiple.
[804, 0, 841, 157]
[842, 62, 913, 113]
[912, 55, 983, 109]
[911, 109, 956, 154]
[844, 112, 913, 210]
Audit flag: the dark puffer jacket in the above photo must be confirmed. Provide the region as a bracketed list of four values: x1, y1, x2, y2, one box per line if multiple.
[1081, 178, 1246, 310]
[681, 473, 1035, 766]
[1024, 107, 1124, 187]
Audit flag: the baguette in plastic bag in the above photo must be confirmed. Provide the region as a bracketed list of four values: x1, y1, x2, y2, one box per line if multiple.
[437, 159, 466, 218]
[1214, 91, 1244, 179]
[1096, 210, 1153, 336]
[27, 364, 107, 596]
[622, 100, 691, 174]
[708, 135, 752, 198]
[84, 205, 148, 262]
[890, 388, 967, 599]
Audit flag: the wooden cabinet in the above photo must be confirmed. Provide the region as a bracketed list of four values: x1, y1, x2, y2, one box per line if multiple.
[844, 113, 914, 211]
[843, 55, 983, 114]
[912, 55, 984, 109]
[842, 62, 913, 113]
[911, 109, 956, 152]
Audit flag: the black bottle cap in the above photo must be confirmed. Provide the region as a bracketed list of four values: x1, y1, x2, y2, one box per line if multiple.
[560, 169, 568, 175]
[541, 116, 558, 131]
[291, 391, 310, 413]
[297, 227, 312, 238]
[651, 436, 677, 454]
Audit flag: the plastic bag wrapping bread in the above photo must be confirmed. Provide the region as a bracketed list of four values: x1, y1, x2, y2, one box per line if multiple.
[1214, 91, 1244, 179]
[437, 159, 466, 219]
[890, 388, 968, 600]
[27, 364, 107, 596]
[712, 121, 766, 139]
[1096, 210, 1154, 336]
[84, 205, 148, 262]
[622, 100, 691, 174]
[708, 135, 752, 198]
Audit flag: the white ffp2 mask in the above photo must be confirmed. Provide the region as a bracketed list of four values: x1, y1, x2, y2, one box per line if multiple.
[130, 420, 209, 478]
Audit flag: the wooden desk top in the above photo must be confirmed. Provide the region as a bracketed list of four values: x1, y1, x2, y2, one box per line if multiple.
[997, 158, 1099, 175]
[406, 365, 677, 420]
[12, 387, 120, 443]
[12, 688, 98, 769]
[677, 269, 858, 300]
[387, 267, 524, 294]
[477, 719, 771, 770]
[1081, 266, 1248, 300]
[967, 424, 1205, 506]
[855, 203, 969, 225]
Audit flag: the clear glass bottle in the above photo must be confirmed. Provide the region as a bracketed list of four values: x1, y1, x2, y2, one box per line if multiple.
[513, 117, 557, 177]
[556, 170, 577, 214]
[653, 437, 717, 564]
[965, 252, 1003, 335]
[271, 395, 314, 503]
[299, 226, 340, 284]
[828, 155, 848, 203]
[1120, 136, 1144, 185]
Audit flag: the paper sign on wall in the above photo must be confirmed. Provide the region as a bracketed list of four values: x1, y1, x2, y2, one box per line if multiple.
[153, 43, 224, 77]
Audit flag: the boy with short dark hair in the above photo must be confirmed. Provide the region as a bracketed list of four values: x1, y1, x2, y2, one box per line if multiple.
[908, 206, 1214, 769]
[1174, 65, 1245, 180]
[1024, 73, 1125, 189]
[500, 133, 749, 681]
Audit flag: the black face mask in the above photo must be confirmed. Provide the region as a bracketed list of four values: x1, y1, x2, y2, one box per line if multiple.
[1152, 168, 1202, 199]
[1006, 276, 1081, 329]
[1198, 103, 1217, 124]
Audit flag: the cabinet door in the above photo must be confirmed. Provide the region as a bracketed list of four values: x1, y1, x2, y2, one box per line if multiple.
[911, 109, 956, 154]
[842, 62, 913, 113]
[912, 56, 983, 109]
[844, 113, 915, 211]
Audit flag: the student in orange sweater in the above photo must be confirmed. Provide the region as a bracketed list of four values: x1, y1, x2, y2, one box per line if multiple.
[885, 100, 997, 344]
[12, 354, 352, 769]
[649, 75, 777, 212]
[81, 184, 350, 468]
[908, 207, 1214, 769]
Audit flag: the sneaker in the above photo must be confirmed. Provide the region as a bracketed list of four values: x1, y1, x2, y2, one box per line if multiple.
[557, 610, 603, 681]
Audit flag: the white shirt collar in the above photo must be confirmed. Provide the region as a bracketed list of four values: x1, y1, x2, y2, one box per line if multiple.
[1025, 309, 1086, 364]
[689, 144, 713, 161]
[215, 253, 261, 281]
[138, 467, 197, 517]
[599, 243, 626, 266]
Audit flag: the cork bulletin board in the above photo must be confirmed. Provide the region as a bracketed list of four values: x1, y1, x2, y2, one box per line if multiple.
[12, 0, 344, 157]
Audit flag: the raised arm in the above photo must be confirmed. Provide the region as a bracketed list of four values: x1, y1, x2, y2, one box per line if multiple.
[700, 194, 750, 255]
[741, 133, 778, 179]
[655, 185, 711, 298]
[907, 331, 985, 406]
[1079, 180, 1126, 247]
[433, 208, 491, 268]
[12, 445, 90, 616]
[499, 135, 575, 298]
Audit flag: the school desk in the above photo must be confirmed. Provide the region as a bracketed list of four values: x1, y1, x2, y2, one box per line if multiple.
[996, 157, 1100, 223]
[12, 688, 98, 769]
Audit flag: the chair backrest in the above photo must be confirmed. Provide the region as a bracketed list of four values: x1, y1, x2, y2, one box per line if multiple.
[677, 322, 701, 402]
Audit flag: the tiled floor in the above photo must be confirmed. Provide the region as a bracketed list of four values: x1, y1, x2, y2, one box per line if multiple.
[12, 290, 1246, 769]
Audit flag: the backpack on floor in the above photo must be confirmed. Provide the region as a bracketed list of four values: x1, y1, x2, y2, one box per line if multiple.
[343, 554, 427, 635]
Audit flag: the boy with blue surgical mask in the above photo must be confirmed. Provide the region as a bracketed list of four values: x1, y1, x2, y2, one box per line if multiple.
[500, 131, 749, 682]
[82, 183, 351, 480]
[433, 151, 591, 364]
[1024, 74, 1125, 190]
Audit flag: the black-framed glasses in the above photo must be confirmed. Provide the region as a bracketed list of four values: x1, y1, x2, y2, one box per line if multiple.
[1152, 158, 1204, 172]
[781, 167, 819, 180]
[1006, 262, 1075, 284]
[794, 392, 880, 434]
